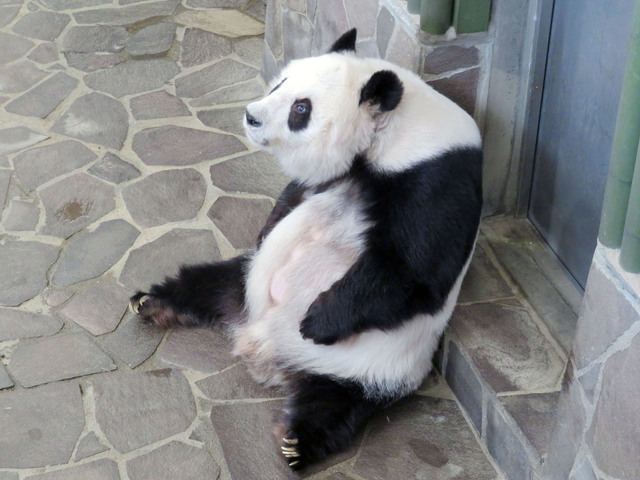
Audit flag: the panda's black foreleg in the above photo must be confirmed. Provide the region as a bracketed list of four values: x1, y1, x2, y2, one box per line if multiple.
[278, 374, 387, 470]
[130, 254, 249, 329]
[257, 180, 308, 246]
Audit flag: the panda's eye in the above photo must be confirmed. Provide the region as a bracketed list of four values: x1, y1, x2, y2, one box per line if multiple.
[289, 98, 312, 131]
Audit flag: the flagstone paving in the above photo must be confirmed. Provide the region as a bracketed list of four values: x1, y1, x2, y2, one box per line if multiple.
[0, 2, 503, 479]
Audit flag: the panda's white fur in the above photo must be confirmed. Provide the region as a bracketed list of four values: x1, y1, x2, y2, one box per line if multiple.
[244, 52, 481, 185]
[238, 47, 480, 399]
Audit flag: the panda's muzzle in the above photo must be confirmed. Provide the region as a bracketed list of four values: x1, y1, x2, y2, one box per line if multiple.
[245, 110, 262, 128]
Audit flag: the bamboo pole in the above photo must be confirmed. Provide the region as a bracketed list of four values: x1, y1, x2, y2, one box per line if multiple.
[599, 0, 640, 248]
[420, 0, 454, 34]
[620, 138, 640, 272]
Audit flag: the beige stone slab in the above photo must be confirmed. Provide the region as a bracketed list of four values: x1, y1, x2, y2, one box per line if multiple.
[174, 9, 264, 38]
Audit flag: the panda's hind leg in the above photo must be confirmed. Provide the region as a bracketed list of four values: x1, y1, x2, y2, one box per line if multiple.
[130, 254, 249, 329]
[279, 374, 387, 470]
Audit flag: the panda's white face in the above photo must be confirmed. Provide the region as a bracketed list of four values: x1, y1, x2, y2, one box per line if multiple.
[244, 54, 378, 186]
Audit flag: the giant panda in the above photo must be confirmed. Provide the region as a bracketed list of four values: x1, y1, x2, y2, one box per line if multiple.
[131, 29, 482, 470]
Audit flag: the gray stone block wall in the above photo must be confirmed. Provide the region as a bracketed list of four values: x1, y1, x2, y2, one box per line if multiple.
[543, 246, 640, 480]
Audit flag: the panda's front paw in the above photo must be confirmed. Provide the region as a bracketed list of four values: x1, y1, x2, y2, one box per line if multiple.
[300, 295, 342, 345]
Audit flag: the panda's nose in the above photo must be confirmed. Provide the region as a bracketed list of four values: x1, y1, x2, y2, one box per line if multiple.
[245, 110, 262, 128]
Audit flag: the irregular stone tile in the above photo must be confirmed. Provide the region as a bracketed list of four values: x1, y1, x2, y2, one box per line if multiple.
[0, 362, 13, 389]
[119, 229, 221, 291]
[8, 333, 116, 387]
[185, 0, 249, 7]
[264, 0, 282, 58]
[73, 0, 180, 25]
[39, 173, 116, 239]
[0, 308, 63, 342]
[74, 432, 109, 461]
[0, 126, 48, 155]
[189, 78, 265, 107]
[311, 0, 348, 54]
[589, 333, 640, 480]
[27, 42, 59, 64]
[233, 36, 264, 67]
[176, 59, 257, 99]
[282, 9, 313, 60]
[449, 302, 565, 392]
[244, 0, 266, 21]
[209, 151, 289, 198]
[11, 11, 70, 41]
[569, 456, 597, 480]
[0, 169, 10, 207]
[42, 287, 73, 307]
[210, 400, 298, 480]
[0, 382, 84, 468]
[173, 9, 264, 38]
[577, 363, 601, 403]
[51, 93, 128, 149]
[444, 341, 483, 433]
[0, 61, 48, 95]
[84, 60, 180, 98]
[424, 45, 480, 75]
[39, 0, 110, 10]
[485, 398, 533, 480]
[132, 125, 246, 166]
[122, 169, 207, 228]
[3, 200, 40, 231]
[179, 28, 232, 68]
[127, 441, 220, 480]
[88, 152, 140, 184]
[428, 67, 480, 116]
[58, 278, 130, 334]
[6, 72, 77, 119]
[385, 24, 418, 71]
[24, 459, 120, 480]
[61, 25, 128, 53]
[126, 22, 176, 57]
[197, 106, 247, 136]
[208, 196, 272, 249]
[196, 363, 279, 400]
[52, 220, 140, 287]
[573, 263, 639, 368]
[345, 0, 377, 38]
[357, 38, 380, 59]
[92, 369, 196, 453]
[501, 392, 559, 458]
[101, 313, 165, 368]
[0, 241, 60, 306]
[14, 140, 96, 191]
[0, 32, 34, 65]
[130, 90, 190, 120]
[355, 396, 497, 480]
[0, 5, 20, 28]
[458, 242, 514, 303]
[64, 52, 126, 72]
[160, 327, 234, 373]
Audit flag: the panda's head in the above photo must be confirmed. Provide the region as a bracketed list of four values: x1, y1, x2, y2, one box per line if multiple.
[244, 29, 404, 186]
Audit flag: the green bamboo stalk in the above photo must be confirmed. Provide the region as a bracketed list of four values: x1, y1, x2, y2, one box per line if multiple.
[453, 0, 491, 34]
[408, 0, 421, 14]
[620, 139, 640, 272]
[420, 0, 454, 34]
[599, 0, 640, 248]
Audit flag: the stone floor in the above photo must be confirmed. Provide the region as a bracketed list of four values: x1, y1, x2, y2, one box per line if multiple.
[0, 2, 504, 479]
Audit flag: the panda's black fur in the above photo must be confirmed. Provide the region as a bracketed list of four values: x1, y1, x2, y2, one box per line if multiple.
[131, 29, 482, 470]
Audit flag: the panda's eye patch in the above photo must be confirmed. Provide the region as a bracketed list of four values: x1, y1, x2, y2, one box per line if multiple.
[288, 98, 312, 131]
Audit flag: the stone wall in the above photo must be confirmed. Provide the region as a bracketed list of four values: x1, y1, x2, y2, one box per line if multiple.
[263, 0, 489, 120]
[543, 246, 640, 480]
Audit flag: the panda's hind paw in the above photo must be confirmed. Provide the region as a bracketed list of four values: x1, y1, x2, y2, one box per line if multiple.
[281, 438, 304, 470]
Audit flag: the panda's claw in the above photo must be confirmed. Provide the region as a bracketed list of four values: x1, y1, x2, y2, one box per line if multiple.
[288, 460, 300, 467]
[283, 437, 299, 445]
[129, 295, 150, 314]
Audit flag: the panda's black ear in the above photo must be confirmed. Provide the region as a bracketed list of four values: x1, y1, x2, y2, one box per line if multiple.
[329, 28, 357, 53]
[359, 70, 404, 113]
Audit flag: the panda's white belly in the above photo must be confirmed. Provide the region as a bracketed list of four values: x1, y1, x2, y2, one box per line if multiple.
[234, 181, 471, 398]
